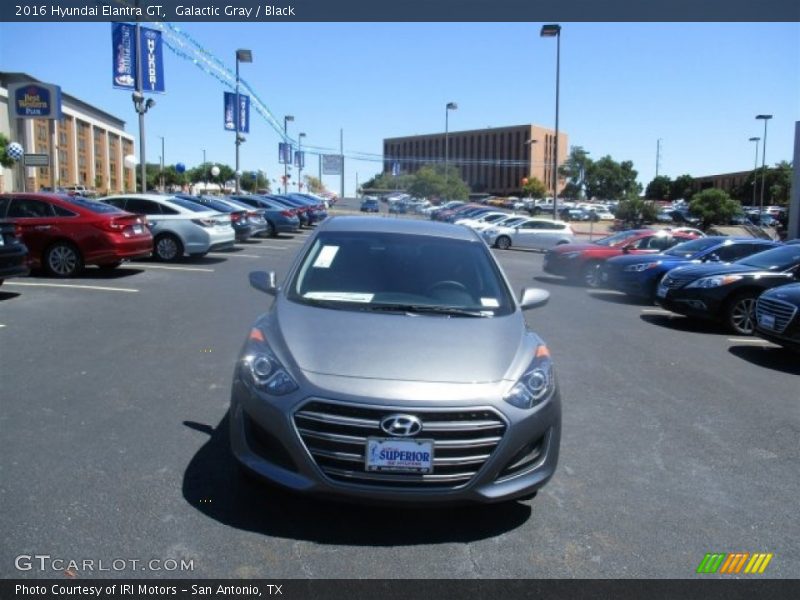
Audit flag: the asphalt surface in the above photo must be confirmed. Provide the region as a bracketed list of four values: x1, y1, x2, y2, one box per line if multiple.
[1, 199, 798, 579]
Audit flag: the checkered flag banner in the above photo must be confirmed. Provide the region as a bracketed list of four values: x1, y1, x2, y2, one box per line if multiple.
[6, 142, 24, 161]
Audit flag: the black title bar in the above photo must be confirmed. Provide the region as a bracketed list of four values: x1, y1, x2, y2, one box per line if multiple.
[2, 0, 800, 22]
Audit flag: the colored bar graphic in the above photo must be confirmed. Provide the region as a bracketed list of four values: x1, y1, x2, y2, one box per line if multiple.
[697, 552, 773, 574]
[744, 553, 773, 574]
[697, 553, 726, 574]
[719, 553, 749, 574]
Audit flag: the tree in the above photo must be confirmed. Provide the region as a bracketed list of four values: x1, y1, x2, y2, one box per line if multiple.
[0, 133, 17, 169]
[615, 195, 660, 228]
[240, 170, 269, 192]
[584, 155, 641, 200]
[558, 146, 592, 199]
[645, 175, 672, 201]
[361, 171, 415, 191]
[688, 189, 742, 230]
[732, 161, 792, 206]
[304, 175, 324, 194]
[670, 174, 695, 202]
[522, 176, 546, 199]
[406, 164, 469, 201]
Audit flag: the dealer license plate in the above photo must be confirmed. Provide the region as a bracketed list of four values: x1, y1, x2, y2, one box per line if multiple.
[365, 438, 434, 474]
[656, 283, 668, 298]
[760, 314, 775, 330]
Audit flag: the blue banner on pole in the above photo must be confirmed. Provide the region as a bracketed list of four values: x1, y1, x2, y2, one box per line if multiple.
[278, 143, 293, 165]
[112, 23, 136, 90]
[294, 151, 305, 169]
[112, 23, 165, 93]
[140, 27, 165, 93]
[224, 92, 250, 133]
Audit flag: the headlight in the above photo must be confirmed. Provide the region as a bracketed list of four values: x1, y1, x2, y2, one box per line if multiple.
[242, 328, 298, 396]
[503, 345, 555, 410]
[563, 251, 582, 259]
[686, 275, 743, 289]
[624, 262, 660, 272]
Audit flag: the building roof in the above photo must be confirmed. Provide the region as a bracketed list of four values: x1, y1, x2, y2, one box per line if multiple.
[0, 71, 128, 130]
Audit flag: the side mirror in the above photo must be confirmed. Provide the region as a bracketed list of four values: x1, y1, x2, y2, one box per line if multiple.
[519, 287, 550, 310]
[249, 270, 278, 296]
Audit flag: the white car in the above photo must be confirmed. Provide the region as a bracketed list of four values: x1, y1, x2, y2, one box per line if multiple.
[482, 218, 575, 251]
[454, 211, 509, 229]
[472, 214, 529, 232]
[100, 194, 236, 261]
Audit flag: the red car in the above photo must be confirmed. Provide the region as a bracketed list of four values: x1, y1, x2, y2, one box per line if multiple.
[0, 193, 153, 277]
[542, 229, 701, 287]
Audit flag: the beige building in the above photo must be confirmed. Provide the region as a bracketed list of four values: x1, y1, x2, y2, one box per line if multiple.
[1, 72, 135, 194]
[384, 124, 568, 196]
[691, 170, 752, 195]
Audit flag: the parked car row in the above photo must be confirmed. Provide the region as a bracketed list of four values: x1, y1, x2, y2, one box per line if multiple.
[0, 190, 328, 277]
[535, 228, 800, 348]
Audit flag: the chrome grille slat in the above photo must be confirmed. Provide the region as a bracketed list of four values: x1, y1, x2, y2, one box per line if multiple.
[294, 400, 507, 490]
[756, 296, 798, 334]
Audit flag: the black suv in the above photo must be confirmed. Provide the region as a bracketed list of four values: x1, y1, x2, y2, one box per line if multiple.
[755, 283, 800, 352]
[655, 245, 800, 334]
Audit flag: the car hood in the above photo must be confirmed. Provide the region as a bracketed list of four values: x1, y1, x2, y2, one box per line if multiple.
[270, 298, 526, 383]
[666, 262, 771, 279]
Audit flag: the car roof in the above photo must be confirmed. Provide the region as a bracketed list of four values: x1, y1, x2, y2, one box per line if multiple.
[318, 216, 480, 241]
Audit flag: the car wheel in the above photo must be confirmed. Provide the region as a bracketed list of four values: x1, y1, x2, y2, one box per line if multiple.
[154, 233, 183, 262]
[495, 236, 512, 250]
[98, 261, 123, 270]
[44, 242, 83, 277]
[265, 220, 276, 237]
[726, 292, 758, 335]
[583, 262, 602, 288]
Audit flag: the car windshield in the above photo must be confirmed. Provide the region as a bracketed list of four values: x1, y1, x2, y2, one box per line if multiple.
[664, 237, 724, 258]
[167, 196, 213, 212]
[593, 230, 645, 247]
[288, 231, 515, 316]
[736, 245, 800, 271]
[197, 197, 234, 212]
[60, 196, 124, 214]
[497, 216, 527, 227]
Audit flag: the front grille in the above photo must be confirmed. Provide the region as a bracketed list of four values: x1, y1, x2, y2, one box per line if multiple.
[756, 296, 798, 334]
[294, 400, 507, 489]
[661, 273, 694, 290]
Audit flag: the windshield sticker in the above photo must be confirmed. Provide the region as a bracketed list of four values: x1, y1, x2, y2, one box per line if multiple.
[480, 298, 500, 308]
[304, 292, 374, 303]
[313, 245, 339, 268]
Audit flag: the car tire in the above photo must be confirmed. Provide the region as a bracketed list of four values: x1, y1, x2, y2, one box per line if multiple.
[495, 236, 512, 250]
[153, 233, 183, 262]
[44, 242, 83, 277]
[265, 220, 276, 237]
[726, 291, 758, 335]
[583, 261, 602, 288]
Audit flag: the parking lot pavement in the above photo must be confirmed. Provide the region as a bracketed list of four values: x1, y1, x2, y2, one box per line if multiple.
[1, 219, 797, 579]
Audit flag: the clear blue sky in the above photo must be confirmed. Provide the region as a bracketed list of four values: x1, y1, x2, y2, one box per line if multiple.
[1, 22, 798, 195]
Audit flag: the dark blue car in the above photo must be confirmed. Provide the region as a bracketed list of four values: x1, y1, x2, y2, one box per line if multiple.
[600, 237, 780, 300]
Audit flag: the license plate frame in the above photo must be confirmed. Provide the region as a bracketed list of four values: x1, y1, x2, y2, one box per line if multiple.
[365, 437, 434, 474]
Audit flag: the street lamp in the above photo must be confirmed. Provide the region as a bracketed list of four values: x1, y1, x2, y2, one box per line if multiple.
[159, 136, 165, 191]
[234, 48, 253, 194]
[755, 115, 772, 221]
[748, 136, 760, 209]
[540, 23, 561, 220]
[444, 102, 458, 200]
[298, 132, 306, 192]
[284, 115, 294, 194]
[131, 91, 155, 192]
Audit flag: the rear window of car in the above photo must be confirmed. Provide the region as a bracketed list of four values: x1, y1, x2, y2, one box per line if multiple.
[166, 196, 211, 212]
[61, 196, 123, 214]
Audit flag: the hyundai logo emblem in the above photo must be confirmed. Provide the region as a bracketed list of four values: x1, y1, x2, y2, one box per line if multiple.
[380, 414, 423, 437]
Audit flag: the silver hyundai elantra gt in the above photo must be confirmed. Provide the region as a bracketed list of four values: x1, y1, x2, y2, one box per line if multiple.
[230, 216, 561, 504]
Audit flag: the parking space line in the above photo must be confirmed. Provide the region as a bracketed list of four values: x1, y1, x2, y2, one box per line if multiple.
[207, 253, 262, 258]
[0, 324, 5, 328]
[133, 264, 215, 272]
[4, 282, 139, 293]
[641, 308, 674, 314]
[245, 245, 287, 250]
[727, 338, 777, 345]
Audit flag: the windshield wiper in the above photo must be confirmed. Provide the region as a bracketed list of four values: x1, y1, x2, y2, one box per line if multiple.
[362, 304, 492, 317]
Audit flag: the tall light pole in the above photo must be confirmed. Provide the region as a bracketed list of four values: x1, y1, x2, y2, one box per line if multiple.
[284, 115, 294, 194]
[298, 132, 306, 192]
[159, 135, 165, 191]
[131, 0, 155, 193]
[444, 102, 458, 201]
[756, 114, 772, 221]
[202, 148, 207, 193]
[541, 23, 561, 220]
[234, 48, 252, 194]
[748, 136, 760, 209]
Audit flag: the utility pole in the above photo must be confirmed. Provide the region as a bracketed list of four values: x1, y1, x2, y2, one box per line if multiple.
[655, 139, 661, 178]
[340, 128, 344, 200]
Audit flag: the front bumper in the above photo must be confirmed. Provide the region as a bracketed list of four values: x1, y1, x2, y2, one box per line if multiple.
[543, 252, 582, 278]
[655, 288, 725, 320]
[230, 370, 561, 504]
